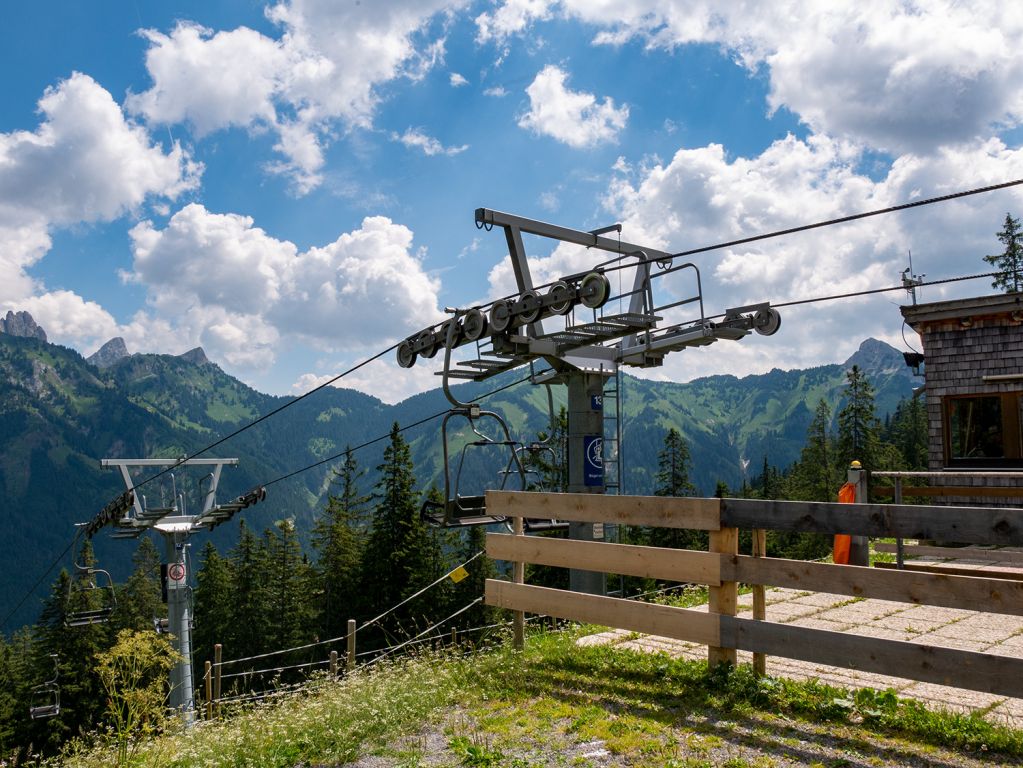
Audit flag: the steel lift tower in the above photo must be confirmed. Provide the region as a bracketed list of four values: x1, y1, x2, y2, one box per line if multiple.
[398, 208, 781, 595]
[83, 458, 267, 723]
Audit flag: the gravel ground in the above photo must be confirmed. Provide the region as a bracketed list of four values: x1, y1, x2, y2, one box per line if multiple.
[336, 704, 1022, 767]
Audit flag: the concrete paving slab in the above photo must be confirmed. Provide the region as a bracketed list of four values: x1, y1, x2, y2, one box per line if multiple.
[575, 560, 1023, 729]
[906, 633, 993, 652]
[929, 622, 1014, 644]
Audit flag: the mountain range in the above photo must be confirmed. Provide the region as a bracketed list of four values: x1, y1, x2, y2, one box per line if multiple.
[0, 313, 916, 629]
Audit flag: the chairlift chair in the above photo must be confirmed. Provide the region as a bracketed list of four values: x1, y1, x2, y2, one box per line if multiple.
[29, 655, 60, 720]
[420, 404, 525, 527]
[65, 560, 116, 627]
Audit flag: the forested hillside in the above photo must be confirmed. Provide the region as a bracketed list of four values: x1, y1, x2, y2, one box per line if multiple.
[0, 325, 914, 630]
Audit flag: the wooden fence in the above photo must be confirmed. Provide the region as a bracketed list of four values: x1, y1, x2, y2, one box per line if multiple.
[483, 490, 1023, 698]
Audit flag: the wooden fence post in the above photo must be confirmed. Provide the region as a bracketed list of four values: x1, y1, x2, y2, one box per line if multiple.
[513, 516, 525, 651]
[752, 528, 767, 676]
[708, 526, 738, 667]
[204, 661, 212, 720]
[347, 619, 356, 673]
[329, 650, 338, 677]
[213, 643, 222, 718]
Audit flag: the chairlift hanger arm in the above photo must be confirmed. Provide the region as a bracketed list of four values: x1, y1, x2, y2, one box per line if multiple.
[475, 208, 672, 263]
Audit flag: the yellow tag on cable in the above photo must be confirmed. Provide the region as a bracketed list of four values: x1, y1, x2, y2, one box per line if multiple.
[448, 566, 469, 584]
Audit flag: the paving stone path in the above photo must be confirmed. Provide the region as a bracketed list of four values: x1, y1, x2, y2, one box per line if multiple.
[580, 558, 1023, 729]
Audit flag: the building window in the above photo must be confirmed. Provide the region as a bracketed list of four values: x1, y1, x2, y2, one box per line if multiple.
[944, 393, 1022, 467]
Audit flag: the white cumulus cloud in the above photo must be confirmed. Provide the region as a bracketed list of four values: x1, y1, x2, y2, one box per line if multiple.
[0, 73, 200, 346]
[602, 134, 1023, 383]
[128, 0, 470, 193]
[127, 204, 445, 371]
[518, 65, 628, 148]
[482, 0, 1023, 154]
[394, 127, 469, 156]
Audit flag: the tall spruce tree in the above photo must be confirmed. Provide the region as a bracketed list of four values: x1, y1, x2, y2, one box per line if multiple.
[32, 542, 111, 752]
[785, 398, 837, 502]
[264, 518, 314, 653]
[837, 365, 881, 470]
[888, 396, 929, 470]
[192, 541, 234, 670]
[312, 450, 368, 638]
[649, 428, 701, 551]
[228, 521, 270, 659]
[114, 536, 163, 634]
[360, 423, 441, 639]
[984, 212, 1023, 293]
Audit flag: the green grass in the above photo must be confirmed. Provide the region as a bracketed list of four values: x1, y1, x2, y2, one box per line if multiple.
[49, 629, 1023, 767]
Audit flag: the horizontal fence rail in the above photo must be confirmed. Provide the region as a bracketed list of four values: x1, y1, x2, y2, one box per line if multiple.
[484, 490, 1023, 699]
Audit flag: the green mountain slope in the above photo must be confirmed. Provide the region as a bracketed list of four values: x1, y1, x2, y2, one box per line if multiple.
[0, 330, 915, 630]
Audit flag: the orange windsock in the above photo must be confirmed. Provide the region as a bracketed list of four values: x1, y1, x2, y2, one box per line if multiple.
[833, 482, 857, 564]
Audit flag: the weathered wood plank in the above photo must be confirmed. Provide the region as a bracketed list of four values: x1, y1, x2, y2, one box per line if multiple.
[875, 562, 1023, 581]
[709, 527, 738, 667]
[751, 529, 767, 677]
[727, 555, 1023, 615]
[874, 542, 1023, 565]
[723, 616, 1023, 698]
[873, 486, 1023, 498]
[720, 497, 1023, 545]
[486, 533, 722, 585]
[485, 580, 720, 646]
[512, 517, 525, 650]
[487, 491, 721, 530]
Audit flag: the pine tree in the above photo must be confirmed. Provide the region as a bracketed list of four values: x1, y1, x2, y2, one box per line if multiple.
[888, 396, 929, 470]
[785, 399, 837, 502]
[114, 536, 163, 634]
[654, 428, 697, 498]
[649, 428, 701, 551]
[264, 518, 314, 653]
[312, 450, 368, 638]
[837, 365, 881, 470]
[32, 542, 111, 752]
[983, 213, 1023, 293]
[360, 423, 441, 640]
[192, 541, 234, 672]
[228, 521, 270, 659]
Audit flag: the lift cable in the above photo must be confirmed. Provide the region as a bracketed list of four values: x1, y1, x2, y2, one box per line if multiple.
[262, 370, 541, 489]
[119, 344, 400, 499]
[215, 550, 486, 669]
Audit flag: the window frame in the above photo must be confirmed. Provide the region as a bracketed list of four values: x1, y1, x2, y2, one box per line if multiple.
[943, 392, 1023, 468]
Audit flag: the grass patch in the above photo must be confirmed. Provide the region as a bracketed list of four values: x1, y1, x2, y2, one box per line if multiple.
[49, 629, 1023, 766]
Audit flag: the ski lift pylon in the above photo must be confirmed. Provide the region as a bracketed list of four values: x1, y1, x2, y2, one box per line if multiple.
[29, 654, 60, 720]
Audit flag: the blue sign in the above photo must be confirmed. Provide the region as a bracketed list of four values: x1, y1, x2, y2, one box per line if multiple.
[590, 395, 603, 411]
[583, 435, 604, 487]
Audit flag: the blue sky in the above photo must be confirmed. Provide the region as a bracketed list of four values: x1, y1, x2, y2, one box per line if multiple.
[2, 1, 1022, 402]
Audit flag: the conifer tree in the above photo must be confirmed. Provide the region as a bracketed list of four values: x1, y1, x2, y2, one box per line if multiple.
[360, 423, 441, 638]
[649, 428, 701, 551]
[312, 450, 368, 638]
[228, 521, 270, 659]
[114, 536, 163, 634]
[889, 396, 929, 470]
[984, 213, 1023, 293]
[786, 398, 837, 502]
[837, 365, 881, 470]
[192, 541, 234, 671]
[32, 542, 111, 751]
[264, 518, 314, 653]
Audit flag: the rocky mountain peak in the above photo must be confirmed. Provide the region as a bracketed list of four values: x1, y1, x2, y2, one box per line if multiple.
[87, 337, 130, 368]
[842, 337, 909, 378]
[179, 346, 210, 366]
[0, 310, 47, 342]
